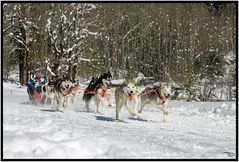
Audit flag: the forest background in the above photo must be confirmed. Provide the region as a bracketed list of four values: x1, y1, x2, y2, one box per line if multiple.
[2, 2, 237, 101]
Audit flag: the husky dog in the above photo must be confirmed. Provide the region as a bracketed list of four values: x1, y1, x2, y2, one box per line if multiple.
[139, 82, 171, 122]
[68, 80, 80, 105]
[41, 80, 55, 105]
[83, 71, 112, 113]
[53, 77, 72, 108]
[115, 79, 139, 120]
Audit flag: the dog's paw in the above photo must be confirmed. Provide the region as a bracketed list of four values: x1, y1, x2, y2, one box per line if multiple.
[96, 110, 101, 114]
[133, 115, 139, 119]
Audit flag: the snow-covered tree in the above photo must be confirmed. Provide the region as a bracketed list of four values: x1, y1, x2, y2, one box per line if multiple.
[45, 3, 98, 79]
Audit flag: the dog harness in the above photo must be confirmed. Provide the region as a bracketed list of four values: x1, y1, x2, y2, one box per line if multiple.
[82, 83, 108, 97]
[63, 91, 70, 97]
[127, 91, 140, 101]
[70, 85, 79, 96]
[101, 89, 107, 97]
[128, 93, 133, 101]
[141, 87, 167, 104]
[98, 83, 107, 97]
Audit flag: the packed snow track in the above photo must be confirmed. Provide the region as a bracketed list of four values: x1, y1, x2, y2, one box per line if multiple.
[3, 82, 236, 159]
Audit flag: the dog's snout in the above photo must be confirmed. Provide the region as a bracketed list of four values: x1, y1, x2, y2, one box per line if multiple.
[130, 91, 133, 94]
[165, 93, 171, 98]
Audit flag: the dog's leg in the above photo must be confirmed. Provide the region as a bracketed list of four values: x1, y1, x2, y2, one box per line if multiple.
[63, 96, 68, 108]
[53, 94, 57, 106]
[73, 95, 76, 104]
[116, 100, 123, 120]
[63, 97, 66, 108]
[64, 96, 67, 108]
[139, 96, 147, 113]
[132, 94, 139, 117]
[60, 95, 64, 108]
[106, 89, 112, 107]
[96, 89, 108, 106]
[70, 96, 73, 105]
[85, 101, 90, 112]
[96, 94, 107, 107]
[50, 96, 54, 106]
[56, 95, 60, 107]
[107, 95, 112, 107]
[71, 96, 74, 105]
[126, 100, 137, 117]
[72, 95, 76, 105]
[53, 94, 60, 110]
[66, 96, 69, 107]
[95, 98, 101, 113]
[161, 101, 169, 122]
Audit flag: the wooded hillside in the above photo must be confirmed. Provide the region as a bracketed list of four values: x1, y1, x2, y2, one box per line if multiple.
[2, 2, 237, 101]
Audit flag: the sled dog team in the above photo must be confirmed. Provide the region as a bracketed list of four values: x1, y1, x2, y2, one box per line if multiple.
[27, 71, 172, 122]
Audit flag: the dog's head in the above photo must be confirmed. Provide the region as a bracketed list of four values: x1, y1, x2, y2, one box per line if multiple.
[71, 79, 80, 87]
[102, 78, 111, 87]
[48, 80, 55, 87]
[155, 82, 172, 98]
[123, 79, 137, 96]
[101, 71, 112, 87]
[61, 78, 72, 90]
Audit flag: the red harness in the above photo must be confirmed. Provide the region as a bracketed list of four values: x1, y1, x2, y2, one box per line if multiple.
[63, 91, 70, 97]
[101, 89, 107, 97]
[82, 83, 108, 97]
[128, 93, 133, 101]
[98, 83, 108, 97]
[62, 85, 79, 97]
[71, 86, 79, 96]
[142, 87, 167, 104]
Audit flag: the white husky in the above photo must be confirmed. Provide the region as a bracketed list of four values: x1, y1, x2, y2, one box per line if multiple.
[139, 82, 171, 122]
[115, 79, 139, 120]
[68, 80, 80, 106]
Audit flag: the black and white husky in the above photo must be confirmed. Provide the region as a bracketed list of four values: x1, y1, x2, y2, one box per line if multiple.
[53, 77, 72, 108]
[40, 80, 55, 105]
[115, 79, 139, 120]
[83, 71, 112, 113]
[139, 82, 171, 122]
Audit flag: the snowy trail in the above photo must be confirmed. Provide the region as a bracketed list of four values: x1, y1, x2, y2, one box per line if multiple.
[3, 82, 236, 159]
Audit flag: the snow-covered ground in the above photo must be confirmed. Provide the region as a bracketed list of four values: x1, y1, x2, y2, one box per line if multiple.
[3, 81, 236, 159]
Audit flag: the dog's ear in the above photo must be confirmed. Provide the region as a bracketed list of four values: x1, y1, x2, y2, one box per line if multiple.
[166, 82, 172, 88]
[107, 70, 112, 78]
[132, 77, 137, 84]
[122, 78, 127, 86]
